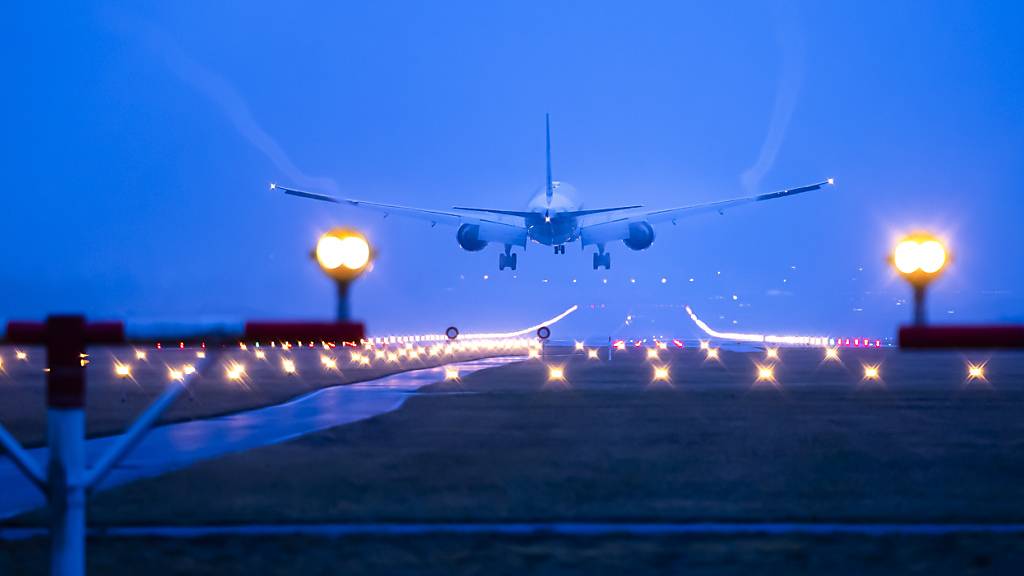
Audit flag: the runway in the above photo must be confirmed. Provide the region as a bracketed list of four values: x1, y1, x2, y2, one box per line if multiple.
[0, 356, 519, 520]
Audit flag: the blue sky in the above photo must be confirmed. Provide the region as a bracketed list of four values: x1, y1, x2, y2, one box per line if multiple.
[6, 1, 1024, 339]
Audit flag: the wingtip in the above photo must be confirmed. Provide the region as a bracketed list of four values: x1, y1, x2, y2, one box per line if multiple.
[269, 182, 277, 190]
[826, 177, 835, 186]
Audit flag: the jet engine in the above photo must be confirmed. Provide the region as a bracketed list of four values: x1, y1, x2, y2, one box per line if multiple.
[622, 221, 655, 251]
[456, 224, 488, 252]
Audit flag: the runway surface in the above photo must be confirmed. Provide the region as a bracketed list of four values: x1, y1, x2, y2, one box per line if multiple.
[0, 356, 518, 521]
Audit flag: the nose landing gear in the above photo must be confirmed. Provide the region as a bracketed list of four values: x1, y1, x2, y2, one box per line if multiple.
[553, 244, 566, 255]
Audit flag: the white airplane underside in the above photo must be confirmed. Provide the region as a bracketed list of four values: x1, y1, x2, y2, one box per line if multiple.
[275, 115, 834, 271]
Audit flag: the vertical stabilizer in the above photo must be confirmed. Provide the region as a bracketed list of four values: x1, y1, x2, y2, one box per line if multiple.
[545, 114, 553, 203]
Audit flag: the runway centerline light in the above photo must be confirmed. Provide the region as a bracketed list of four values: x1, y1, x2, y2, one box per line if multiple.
[756, 363, 776, 383]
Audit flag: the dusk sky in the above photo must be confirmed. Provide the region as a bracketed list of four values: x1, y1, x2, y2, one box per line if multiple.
[7, 1, 1023, 340]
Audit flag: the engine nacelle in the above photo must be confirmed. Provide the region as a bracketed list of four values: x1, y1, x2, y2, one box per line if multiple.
[456, 224, 488, 252]
[622, 221, 655, 251]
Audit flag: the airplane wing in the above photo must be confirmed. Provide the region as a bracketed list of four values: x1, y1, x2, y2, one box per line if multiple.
[274, 184, 528, 245]
[579, 179, 833, 245]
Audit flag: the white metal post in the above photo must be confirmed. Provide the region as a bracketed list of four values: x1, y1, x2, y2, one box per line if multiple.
[47, 408, 85, 576]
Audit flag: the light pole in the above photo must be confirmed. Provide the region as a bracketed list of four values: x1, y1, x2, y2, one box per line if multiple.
[314, 229, 373, 322]
[891, 233, 948, 326]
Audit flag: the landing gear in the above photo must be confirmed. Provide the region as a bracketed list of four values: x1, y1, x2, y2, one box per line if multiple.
[593, 246, 611, 270]
[553, 244, 566, 255]
[499, 245, 517, 271]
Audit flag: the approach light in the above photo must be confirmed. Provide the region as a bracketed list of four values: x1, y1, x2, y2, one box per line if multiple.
[15, 350, 28, 361]
[765, 348, 779, 360]
[321, 354, 338, 369]
[824, 347, 840, 362]
[646, 348, 660, 360]
[444, 367, 460, 381]
[586, 348, 599, 360]
[705, 348, 719, 361]
[862, 364, 880, 381]
[134, 350, 147, 361]
[182, 364, 196, 376]
[574, 341, 585, 352]
[891, 233, 949, 326]
[114, 363, 132, 379]
[168, 367, 185, 382]
[196, 351, 206, 359]
[254, 350, 267, 360]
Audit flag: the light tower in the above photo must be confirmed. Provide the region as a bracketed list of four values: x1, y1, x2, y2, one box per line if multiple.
[891, 233, 948, 326]
[314, 229, 373, 321]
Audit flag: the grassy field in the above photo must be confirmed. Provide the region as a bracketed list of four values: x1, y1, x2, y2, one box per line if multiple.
[4, 347, 1024, 573]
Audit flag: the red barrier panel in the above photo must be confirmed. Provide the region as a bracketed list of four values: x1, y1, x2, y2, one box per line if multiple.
[243, 322, 364, 343]
[899, 325, 1024, 349]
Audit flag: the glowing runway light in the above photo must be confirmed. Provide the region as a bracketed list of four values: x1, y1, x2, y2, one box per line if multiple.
[652, 365, 671, 382]
[755, 363, 776, 383]
[15, 350, 28, 361]
[321, 355, 338, 370]
[646, 348, 660, 360]
[966, 362, 987, 382]
[134, 350, 147, 361]
[114, 363, 132, 379]
[547, 365, 566, 382]
[444, 367, 460, 381]
[254, 350, 267, 360]
[182, 364, 197, 376]
[705, 348, 719, 361]
[168, 367, 185, 382]
[765, 348, 779, 360]
[282, 358, 297, 374]
[528, 349, 541, 359]
[358, 355, 371, 366]
[225, 362, 246, 381]
[699, 340, 709, 350]
[656, 341, 668, 350]
[824, 347, 840, 362]
[862, 364, 881, 381]
[586, 348, 600, 360]
[196, 351, 206, 359]
[574, 341, 585, 352]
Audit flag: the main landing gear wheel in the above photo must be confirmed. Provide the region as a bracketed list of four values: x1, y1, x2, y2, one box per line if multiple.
[499, 252, 517, 271]
[553, 245, 566, 255]
[593, 251, 611, 270]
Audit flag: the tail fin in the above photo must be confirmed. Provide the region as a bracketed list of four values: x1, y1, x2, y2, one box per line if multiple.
[545, 113, 553, 203]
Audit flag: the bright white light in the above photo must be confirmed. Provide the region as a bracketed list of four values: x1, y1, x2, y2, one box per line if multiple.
[135, 350, 147, 361]
[705, 348, 719, 360]
[316, 234, 370, 271]
[114, 363, 132, 378]
[765, 348, 779, 360]
[653, 366, 670, 382]
[967, 362, 986, 381]
[863, 364, 880, 380]
[827, 177, 835, 185]
[225, 362, 246, 381]
[168, 368, 184, 382]
[756, 364, 775, 382]
[444, 367, 460, 381]
[15, 350, 28, 361]
[574, 341, 585, 352]
[196, 351, 206, 359]
[646, 348, 660, 360]
[918, 240, 946, 274]
[548, 365, 565, 381]
[282, 359, 297, 374]
[586, 348, 599, 360]
[824, 348, 840, 362]
[182, 364, 196, 376]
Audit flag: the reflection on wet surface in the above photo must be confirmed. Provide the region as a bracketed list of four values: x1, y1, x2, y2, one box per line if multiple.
[0, 357, 519, 520]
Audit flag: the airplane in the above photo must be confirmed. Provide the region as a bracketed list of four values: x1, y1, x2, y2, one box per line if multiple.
[273, 115, 833, 271]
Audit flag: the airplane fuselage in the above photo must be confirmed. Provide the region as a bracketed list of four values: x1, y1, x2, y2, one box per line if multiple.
[524, 182, 582, 246]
